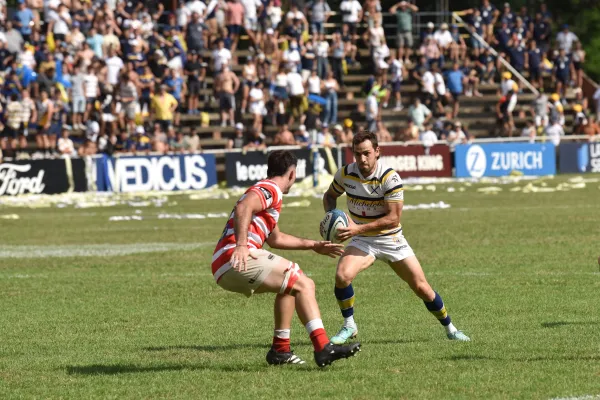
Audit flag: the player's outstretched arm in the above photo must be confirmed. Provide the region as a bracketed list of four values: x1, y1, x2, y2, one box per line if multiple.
[337, 201, 403, 242]
[230, 191, 264, 271]
[267, 226, 344, 258]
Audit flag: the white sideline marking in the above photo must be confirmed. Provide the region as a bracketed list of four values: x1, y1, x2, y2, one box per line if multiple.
[550, 395, 600, 400]
[0, 243, 213, 259]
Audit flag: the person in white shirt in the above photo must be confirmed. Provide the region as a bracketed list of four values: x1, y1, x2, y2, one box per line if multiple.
[390, 53, 406, 111]
[447, 122, 468, 150]
[58, 128, 76, 157]
[187, 0, 207, 17]
[339, 0, 362, 44]
[365, 90, 379, 132]
[500, 71, 516, 96]
[283, 39, 302, 72]
[287, 69, 306, 125]
[105, 48, 124, 86]
[433, 23, 453, 53]
[248, 81, 266, 131]
[521, 120, 536, 143]
[545, 119, 564, 146]
[242, 0, 261, 45]
[211, 40, 232, 74]
[419, 123, 438, 148]
[83, 65, 99, 123]
[316, 34, 329, 78]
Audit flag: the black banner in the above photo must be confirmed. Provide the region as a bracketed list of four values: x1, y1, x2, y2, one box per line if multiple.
[224, 148, 338, 187]
[0, 158, 87, 196]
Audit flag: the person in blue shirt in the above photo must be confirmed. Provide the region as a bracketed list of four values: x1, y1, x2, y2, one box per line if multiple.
[526, 40, 543, 89]
[495, 21, 512, 53]
[533, 13, 551, 54]
[479, 0, 499, 41]
[500, 2, 515, 27]
[507, 40, 525, 73]
[163, 68, 186, 126]
[445, 62, 464, 118]
[3, 71, 22, 100]
[553, 48, 573, 98]
[14, 0, 34, 42]
[477, 47, 497, 84]
[517, 6, 531, 28]
[86, 27, 104, 58]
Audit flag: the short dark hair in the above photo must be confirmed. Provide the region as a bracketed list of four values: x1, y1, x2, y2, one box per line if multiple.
[352, 130, 379, 152]
[267, 150, 298, 178]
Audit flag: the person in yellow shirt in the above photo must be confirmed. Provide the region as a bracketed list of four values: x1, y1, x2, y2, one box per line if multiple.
[150, 84, 178, 132]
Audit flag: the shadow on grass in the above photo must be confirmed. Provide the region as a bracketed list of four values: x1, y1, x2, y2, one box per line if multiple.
[66, 363, 292, 375]
[142, 338, 427, 353]
[541, 321, 600, 328]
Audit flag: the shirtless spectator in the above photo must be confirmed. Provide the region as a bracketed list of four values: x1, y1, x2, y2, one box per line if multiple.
[273, 124, 296, 145]
[214, 64, 240, 127]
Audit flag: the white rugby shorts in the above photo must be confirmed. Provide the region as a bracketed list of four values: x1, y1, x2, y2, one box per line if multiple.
[347, 233, 415, 264]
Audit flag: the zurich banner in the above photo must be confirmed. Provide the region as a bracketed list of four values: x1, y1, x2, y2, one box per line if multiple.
[559, 142, 600, 173]
[455, 143, 556, 178]
[95, 154, 217, 192]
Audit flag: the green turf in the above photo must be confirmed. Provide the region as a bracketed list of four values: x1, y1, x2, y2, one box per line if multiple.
[1, 175, 599, 399]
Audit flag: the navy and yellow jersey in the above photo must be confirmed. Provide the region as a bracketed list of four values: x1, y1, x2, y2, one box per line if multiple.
[139, 74, 155, 97]
[330, 162, 404, 237]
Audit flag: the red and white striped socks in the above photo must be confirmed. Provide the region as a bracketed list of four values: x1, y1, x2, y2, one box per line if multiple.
[305, 319, 329, 352]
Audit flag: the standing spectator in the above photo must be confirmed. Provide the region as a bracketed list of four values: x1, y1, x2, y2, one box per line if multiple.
[421, 64, 437, 114]
[341, 23, 358, 65]
[105, 47, 124, 87]
[186, 12, 207, 53]
[117, 74, 139, 133]
[556, 24, 578, 54]
[36, 90, 53, 153]
[463, 8, 484, 57]
[339, 0, 362, 45]
[57, 127, 75, 157]
[14, 0, 34, 42]
[500, 71, 516, 96]
[164, 68, 187, 127]
[5, 22, 24, 55]
[242, 0, 260, 46]
[365, 89, 379, 132]
[19, 89, 36, 150]
[70, 65, 86, 131]
[272, 65, 289, 126]
[83, 65, 99, 125]
[249, 81, 266, 131]
[532, 13, 551, 54]
[227, 123, 246, 149]
[507, 38, 526, 76]
[408, 96, 431, 131]
[287, 67, 306, 125]
[445, 62, 464, 118]
[330, 32, 345, 87]
[526, 40, 543, 89]
[139, 66, 156, 116]
[500, 2, 515, 25]
[3, 94, 22, 152]
[531, 91, 549, 131]
[151, 84, 179, 133]
[496, 89, 515, 137]
[240, 56, 258, 113]
[390, 50, 406, 111]
[214, 64, 240, 127]
[223, 0, 245, 55]
[316, 33, 329, 79]
[390, 1, 418, 62]
[571, 41, 585, 89]
[480, 0, 499, 41]
[184, 52, 206, 115]
[553, 48, 573, 99]
[322, 69, 339, 126]
[549, 93, 565, 126]
[306, 0, 331, 36]
[211, 39, 232, 75]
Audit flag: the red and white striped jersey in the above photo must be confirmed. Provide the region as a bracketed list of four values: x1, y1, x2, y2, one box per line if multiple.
[212, 180, 283, 282]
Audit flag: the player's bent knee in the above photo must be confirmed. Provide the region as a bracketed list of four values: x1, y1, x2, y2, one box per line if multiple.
[278, 262, 305, 296]
[293, 275, 315, 295]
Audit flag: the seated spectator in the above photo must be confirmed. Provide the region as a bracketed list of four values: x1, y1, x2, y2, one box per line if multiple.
[273, 124, 295, 145]
[545, 118, 564, 146]
[420, 36, 441, 68]
[244, 128, 267, 151]
[294, 125, 312, 147]
[447, 121, 469, 148]
[521, 120, 536, 143]
[462, 58, 482, 97]
[343, 119, 354, 142]
[186, 128, 202, 153]
[339, 0, 363, 45]
[133, 126, 152, 154]
[306, 0, 332, 36]
[152, 124, 169, 153]
[572, 41, 585, 89]
[433, 23, 453, 56]
[572, 104, 588, 135]
[583, 116, 600, 139]
[57, 127, 75, 158]
[420, 21, 435, 44]
[408, 96, 432, 131]
[449, 24, 467, 61]
[463, 8, 485, 57]
[476, 47, 496, 84]
[227, 123, 246, 149]
[332, 124, 348, 143]
[316, 124, 335, 147]
[499, 71, 516, 96]
[549, 92, 565, 126]
[376, 120, 392, 143]
[420, 122, 438, 148]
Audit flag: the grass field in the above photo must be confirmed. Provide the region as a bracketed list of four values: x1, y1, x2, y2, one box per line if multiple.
[1, 175, 599, 399]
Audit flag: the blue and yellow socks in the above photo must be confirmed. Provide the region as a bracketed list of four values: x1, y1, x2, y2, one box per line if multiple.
[424, 291, 457, 334]
[335, 284, 356, 328]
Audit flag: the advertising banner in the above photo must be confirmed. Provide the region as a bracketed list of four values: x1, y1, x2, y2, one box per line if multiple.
[95, 154, 217, 192]
[224, 148, 338, 187]
[0, 158, 87, 196]
[455, 143, 556, 178]
[343, 144, 452, 177]
[559, 142, 600, 173]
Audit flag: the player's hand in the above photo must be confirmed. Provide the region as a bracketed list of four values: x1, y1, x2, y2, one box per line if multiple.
[312, 241, 345, 258]
[230, 245, 257, 272]
[336, 219, 361, 242]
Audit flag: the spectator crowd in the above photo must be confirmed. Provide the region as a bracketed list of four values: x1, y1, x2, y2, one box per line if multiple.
[0, 0, 598, 162]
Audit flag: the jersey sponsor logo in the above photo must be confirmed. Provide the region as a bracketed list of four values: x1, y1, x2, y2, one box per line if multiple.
[344, 183, 356, 189]
[0, 164, 45, 195]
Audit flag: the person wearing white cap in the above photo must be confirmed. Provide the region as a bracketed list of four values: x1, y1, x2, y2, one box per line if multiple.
[433, 22, 453, 53]
[294, 125, 311, 147]
[227, 123, 246, 149]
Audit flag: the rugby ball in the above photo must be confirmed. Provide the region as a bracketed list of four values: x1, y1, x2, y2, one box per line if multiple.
[320, 209, 349, 243]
